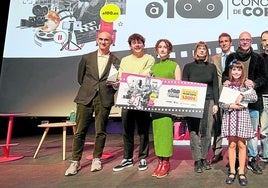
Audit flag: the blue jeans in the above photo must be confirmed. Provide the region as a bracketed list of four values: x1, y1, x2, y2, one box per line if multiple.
[260, 108, 268, 159]
[247, 110, 259, 158]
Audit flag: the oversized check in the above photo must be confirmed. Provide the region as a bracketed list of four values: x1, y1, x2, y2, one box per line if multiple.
[115, 73, 207, 118]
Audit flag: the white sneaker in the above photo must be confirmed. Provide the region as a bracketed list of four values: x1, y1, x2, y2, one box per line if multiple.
[91, 158, 102, 172]
[260, 157, 268, 163]
[64, 160, 81, 176]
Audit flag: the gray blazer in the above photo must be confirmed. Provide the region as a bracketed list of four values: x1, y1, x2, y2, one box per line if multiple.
[74, 50, 121, 107]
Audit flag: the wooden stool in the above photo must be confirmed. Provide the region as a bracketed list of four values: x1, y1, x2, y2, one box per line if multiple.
[33, 122, 76, 160]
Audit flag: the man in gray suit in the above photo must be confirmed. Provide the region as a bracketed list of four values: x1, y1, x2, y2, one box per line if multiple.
[65, 31, 121, 176]
[210, 33, 233, 164]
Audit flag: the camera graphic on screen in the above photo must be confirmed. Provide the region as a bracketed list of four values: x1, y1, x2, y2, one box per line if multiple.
[20, 5, 48, 27]
[177, 0, 223, 18]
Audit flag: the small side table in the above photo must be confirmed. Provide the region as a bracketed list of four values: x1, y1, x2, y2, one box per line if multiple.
[33, 121, 76, 160]
[0, 113, 28, 162]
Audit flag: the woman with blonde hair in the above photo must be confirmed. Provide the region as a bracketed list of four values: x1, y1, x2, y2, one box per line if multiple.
[182, 41, 219, 173]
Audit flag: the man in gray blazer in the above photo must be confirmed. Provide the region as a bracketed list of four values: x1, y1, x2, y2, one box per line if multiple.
[210, 33, 233, 164]
[65, 31, 121, 176]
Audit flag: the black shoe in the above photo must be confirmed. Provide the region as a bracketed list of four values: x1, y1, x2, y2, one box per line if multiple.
[211, 154, 223, 164]
[201, 159, 211, 170]
[138, 159, 148, 171]
[238, 174, 248, 186]
[225, 173, 236, 184]
[247, 158, 263, 174]
[194, 160, 203, 173]
[113, 159, 133, 172]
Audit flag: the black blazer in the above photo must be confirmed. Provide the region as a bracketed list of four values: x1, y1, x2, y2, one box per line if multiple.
[74, 50, 121, 107]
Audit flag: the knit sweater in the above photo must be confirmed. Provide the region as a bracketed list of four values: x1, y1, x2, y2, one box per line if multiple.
[182, 60, 219, 105]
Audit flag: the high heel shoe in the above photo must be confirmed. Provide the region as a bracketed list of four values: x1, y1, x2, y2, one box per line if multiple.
[225, 173, 236, 184]
[238, 174, 248, 186]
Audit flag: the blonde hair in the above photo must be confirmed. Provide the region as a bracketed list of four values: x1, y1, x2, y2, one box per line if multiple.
[193, 41, 209, 62]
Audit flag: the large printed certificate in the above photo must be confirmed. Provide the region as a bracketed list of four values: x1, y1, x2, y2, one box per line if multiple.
[219, 87, 249, 107]
[115, 73, 207, 118]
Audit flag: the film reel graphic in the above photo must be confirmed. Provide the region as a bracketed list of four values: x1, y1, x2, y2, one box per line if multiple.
[35, 30, 57, 41]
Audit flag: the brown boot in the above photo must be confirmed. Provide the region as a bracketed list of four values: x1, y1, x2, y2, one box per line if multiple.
[152, 158, 162, 177]
[156, 159, 170, 178]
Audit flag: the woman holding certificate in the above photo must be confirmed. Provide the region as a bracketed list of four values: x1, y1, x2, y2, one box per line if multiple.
[220, 60, 257, 186]
[150, 39, 181, 178]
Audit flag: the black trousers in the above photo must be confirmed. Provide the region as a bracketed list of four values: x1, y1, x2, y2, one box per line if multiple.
[121, 109, 151, 160]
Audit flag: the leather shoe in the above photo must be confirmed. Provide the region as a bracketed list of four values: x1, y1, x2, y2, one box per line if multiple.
[225, 173, 236, 184]
[238, 174, 248, 186]
[211, 154, 223, 164]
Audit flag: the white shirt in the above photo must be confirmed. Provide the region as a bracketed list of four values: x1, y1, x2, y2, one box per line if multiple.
[97, 51, 110, 78]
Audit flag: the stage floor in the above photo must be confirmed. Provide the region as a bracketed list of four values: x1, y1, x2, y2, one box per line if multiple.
[0, 134, 267, 188]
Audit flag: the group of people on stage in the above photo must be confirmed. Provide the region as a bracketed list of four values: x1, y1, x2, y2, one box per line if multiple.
[63, 30, 268, 186]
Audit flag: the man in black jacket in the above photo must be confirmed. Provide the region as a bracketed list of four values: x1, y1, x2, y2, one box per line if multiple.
[259, 31, 268, 163]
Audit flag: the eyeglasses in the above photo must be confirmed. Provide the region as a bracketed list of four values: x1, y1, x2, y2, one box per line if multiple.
[239, 39, 252, 43]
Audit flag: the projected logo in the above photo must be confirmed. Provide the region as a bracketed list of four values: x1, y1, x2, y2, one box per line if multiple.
[177, 0, 223, 18]
[146, 0, 223, 19]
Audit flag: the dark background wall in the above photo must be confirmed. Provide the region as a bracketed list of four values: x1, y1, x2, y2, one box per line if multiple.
[0, 1, 10, 73]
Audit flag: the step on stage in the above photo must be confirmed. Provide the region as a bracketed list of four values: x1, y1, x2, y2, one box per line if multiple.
[0, 134, 267, 188]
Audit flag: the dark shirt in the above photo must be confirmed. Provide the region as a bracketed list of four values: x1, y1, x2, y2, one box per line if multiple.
[182, 60, 219, 105]
[260, 53, 268, 94]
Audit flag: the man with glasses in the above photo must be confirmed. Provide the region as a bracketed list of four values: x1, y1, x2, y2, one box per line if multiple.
[222, 31, 266, 175]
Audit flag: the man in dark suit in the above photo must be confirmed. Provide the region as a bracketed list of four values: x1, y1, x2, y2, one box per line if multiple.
[259, 31, 268, 163]
[65, 31, 121, 176]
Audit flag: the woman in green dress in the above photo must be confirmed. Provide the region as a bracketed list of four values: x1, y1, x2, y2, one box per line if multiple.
[151, 39, 182, 178]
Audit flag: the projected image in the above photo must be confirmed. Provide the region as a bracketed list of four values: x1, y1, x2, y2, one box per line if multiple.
[18, 0, 126, 51]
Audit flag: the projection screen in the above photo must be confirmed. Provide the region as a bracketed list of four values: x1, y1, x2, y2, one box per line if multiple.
[0, 0, 267, 116]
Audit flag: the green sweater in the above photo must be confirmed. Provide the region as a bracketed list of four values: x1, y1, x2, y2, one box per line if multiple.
[118, 54, 155, 78]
